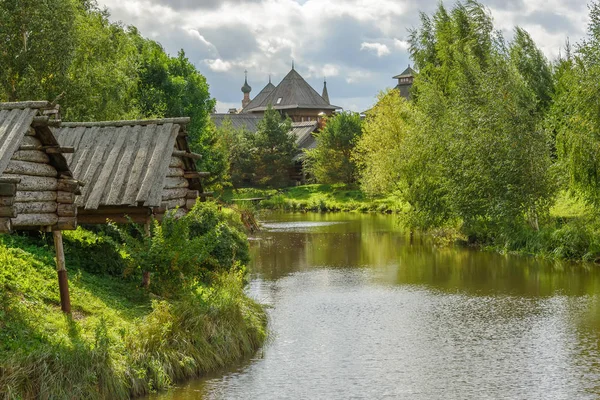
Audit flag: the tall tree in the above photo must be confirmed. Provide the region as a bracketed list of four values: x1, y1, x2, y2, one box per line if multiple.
[252, 106, 296, 187]
[552, 1, 600, 205]
[0, 0, 77, 101]
[305, 112, 362, 184]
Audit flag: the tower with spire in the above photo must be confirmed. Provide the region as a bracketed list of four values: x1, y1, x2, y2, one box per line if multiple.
[241, 70, 252, 109]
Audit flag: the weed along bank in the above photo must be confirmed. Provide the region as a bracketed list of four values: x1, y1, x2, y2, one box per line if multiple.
[0, 101, 81, 313]
[54, 117, 209, 225]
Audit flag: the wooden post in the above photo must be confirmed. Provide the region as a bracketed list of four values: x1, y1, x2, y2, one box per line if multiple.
[53, 231, 71, 313]
[142, 219, 151, 289]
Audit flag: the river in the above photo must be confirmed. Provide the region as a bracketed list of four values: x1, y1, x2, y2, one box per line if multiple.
[150, 212, 600, 399]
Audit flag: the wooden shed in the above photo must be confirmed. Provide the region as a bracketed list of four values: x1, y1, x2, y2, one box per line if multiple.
[0, 101, 82, 313]
[54, 117, 206, 225]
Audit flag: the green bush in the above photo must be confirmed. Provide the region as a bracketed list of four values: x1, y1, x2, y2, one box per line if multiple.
[62, 227, 126, 276]
[112, 202, 250, 296]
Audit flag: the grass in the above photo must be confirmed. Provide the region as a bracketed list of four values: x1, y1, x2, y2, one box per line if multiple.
[221, 184, 409, 213]
[0, 232, 267, 399]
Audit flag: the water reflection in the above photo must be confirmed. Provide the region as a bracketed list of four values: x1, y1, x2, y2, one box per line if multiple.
[150, 212, 600, 400]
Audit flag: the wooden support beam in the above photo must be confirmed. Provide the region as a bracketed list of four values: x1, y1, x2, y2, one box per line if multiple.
[0, 218, 11, 233]
[172, 150, 202, 160]
[32, 116, 61, 128]
[0, 183, 17, 197]
[53, 231, 71, 314]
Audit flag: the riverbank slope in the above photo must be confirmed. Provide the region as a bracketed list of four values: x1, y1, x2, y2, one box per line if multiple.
[0, 227, 267, 399]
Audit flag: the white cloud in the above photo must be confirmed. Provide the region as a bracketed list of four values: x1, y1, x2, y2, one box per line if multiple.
[204, 58, 233, 72]
[360, 42, 391, 57]
[394, 39, 410, 51]
[186, 29, 214, 48]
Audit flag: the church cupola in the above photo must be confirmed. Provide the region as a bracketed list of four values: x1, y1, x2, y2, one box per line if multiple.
[241, 70, 252, 108]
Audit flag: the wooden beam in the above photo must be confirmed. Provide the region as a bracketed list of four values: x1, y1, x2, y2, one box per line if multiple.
[77, 214, 150, 224]
[0, 101, 51, 110]
[32, 116, 61, 128]
[0, 183, 17, 197]
[53, 231, 71, 314]
[0, 218, 11, 233]
[172, 150, 202, 160]
[61, 117, 190, 128]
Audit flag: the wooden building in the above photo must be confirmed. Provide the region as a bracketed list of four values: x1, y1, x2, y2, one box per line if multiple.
[393, 65, 415, 100]
[54, 117, 206, 225]
[240, 66, 339, 122]
[0, 101, 82, 313]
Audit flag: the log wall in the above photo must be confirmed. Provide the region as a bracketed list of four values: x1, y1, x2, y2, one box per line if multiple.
[0, 135, 78, 230]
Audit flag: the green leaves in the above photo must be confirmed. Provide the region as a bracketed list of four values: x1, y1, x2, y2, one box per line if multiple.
[304, 111, 362, 184]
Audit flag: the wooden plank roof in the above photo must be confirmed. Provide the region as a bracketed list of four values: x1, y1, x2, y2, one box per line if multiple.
[55, 118, 199, 210]
[0, 101, 74, 179]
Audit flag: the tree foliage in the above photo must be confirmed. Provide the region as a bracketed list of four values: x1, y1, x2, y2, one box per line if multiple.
[305, 112, 362, 184]
[358, 1, 555, 237]
[251, 106, 296, 187]
[551, 1, 600, 205]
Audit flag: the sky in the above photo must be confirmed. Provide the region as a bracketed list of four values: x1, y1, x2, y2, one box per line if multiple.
[96, 0, 591, 113]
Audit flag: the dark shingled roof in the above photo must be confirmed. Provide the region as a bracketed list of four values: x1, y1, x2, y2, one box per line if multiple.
[242, 82, 276, 112]
[242, 68, 338, 113]
[211, 114, 263, 132]
[393, 66, 416, 79]
[291, 121, 318, 161]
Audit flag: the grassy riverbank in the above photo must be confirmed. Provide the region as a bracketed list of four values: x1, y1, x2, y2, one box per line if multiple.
[221, 184, 408, 213]
[0, 226, 267, 398]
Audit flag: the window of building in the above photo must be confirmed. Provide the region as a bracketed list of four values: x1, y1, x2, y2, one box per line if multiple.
[276, 97, 283, 104]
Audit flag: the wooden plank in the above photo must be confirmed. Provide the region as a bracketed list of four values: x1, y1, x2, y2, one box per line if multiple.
[85, 128, 127, 210]
[137, 124, 176, 205]
[0, 197, 14, 206]
[172, 150, 202, 160]
[122, 125, 157, 205]
[57, 191, 75, 204]
[0, 176, 21, 184]
[14, 201, 57, 214]
[20, 136, 42, 147]
[169, 156, 184, 168]
[57, 179, 78, 192]
[16, 176, 57, 191]
[0, 101, 50, 110]
[53, 217, 77, 231]
[5, 160, 57, 177]
[186, 190, 199, 199]
[162, 188, 188, 201]
[12, 149, 49, 163]
[186, 198, 196, 210]
[105, 125, 141, 206]
[161, 197, 186, 209]
[61, 117, 190, 128]
[0, 109, 36, 175]
[0, 218, 11, 233]
[15, 191, 57, 202]
[53, 231, 71, 314]
[0, 206, 16, 217]
[81, 127, 115, 208]
[11, 213, 58, 227]
[167, 167, 184, 177]
[164, 176, 189, 189]
[0, 183, 17, 196]
[57, 203, 76, 217]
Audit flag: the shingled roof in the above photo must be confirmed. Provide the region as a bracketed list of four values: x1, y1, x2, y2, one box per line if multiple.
[242, 68, 338, 113]
[55, 118, 202, 212]
[211, 113, 263, 132]
[393, 66, 416, 79]
[243, 81, 276, 112]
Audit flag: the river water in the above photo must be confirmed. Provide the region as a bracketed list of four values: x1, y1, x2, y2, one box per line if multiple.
[151, 212, 600, 399]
